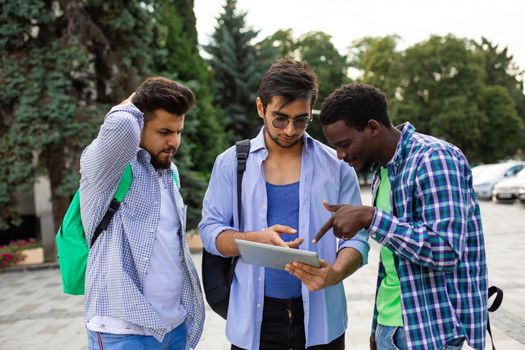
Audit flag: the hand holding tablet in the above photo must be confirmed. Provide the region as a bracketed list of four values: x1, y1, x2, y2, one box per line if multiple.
[235, 239, 320, 270]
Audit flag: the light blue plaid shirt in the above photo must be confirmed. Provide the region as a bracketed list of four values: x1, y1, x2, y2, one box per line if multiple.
[369, 123, 488, 350]
[79, 104, 204, 347]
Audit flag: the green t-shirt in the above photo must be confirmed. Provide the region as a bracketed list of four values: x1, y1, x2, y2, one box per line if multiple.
[375, 167, 403, 326]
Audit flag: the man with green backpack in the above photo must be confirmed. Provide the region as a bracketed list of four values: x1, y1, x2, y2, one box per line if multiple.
[58, 77, 204, 349]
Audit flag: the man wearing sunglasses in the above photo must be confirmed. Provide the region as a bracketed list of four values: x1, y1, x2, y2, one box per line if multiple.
[199, 60, 369, 350]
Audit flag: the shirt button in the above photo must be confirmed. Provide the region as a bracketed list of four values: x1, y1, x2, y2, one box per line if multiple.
[258, 277, 262, 282]
[257, 303, 261, 308]
[150, 229, 155, 233]
[371, 233, 377, 239]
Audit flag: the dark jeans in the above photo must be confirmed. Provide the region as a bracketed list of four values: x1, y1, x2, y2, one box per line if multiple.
[231, 297, 345, 350]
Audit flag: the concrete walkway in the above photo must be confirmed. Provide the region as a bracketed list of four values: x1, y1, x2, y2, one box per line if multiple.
[1, 197, 524, 349]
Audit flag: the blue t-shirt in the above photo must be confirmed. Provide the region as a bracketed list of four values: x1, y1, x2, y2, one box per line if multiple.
[264, 181, 302, 299]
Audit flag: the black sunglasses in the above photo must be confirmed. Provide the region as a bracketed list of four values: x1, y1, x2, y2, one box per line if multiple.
[271, 115, 311, 129]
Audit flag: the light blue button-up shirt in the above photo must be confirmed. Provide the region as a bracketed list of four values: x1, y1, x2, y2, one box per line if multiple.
[199, 128, 369, 349]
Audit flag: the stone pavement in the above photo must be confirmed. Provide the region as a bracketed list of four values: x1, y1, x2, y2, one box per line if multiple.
[1, 195, 525, 350]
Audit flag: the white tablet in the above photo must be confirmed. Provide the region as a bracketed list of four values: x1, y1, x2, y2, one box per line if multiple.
[235, 239, 321, 270]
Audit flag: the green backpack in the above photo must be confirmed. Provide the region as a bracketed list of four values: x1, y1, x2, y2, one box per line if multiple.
[56, 164, 179, 295]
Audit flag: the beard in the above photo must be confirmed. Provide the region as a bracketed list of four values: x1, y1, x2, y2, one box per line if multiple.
[266, 129, 302, 149]
[150, 149, 176, 169]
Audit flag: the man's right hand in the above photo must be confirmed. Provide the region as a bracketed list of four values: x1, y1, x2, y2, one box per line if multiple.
[246, 224, 304, 249]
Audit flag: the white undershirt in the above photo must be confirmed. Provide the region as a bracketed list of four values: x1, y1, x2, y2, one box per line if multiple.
[87, 172, 186, 335]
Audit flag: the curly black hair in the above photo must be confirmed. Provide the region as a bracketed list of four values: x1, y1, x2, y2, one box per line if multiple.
[319, 84, 391, 131]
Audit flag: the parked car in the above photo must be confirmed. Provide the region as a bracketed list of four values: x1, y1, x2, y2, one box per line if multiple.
[471, 164, 494, 178]
[492, 168, 525, 202]
[473, 161, 525, 200]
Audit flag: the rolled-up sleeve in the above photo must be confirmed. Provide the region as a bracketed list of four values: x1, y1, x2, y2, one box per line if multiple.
[199, 149, 237, 257]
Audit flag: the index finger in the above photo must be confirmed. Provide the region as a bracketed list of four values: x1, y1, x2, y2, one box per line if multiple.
[312, 216, 334, 244]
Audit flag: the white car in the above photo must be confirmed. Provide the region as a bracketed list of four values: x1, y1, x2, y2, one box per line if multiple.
[473, 161, 525, 200]
[492, 168, 525, 202]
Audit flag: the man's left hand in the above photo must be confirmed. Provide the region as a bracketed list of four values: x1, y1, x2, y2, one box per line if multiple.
[285, 260, 340, 292]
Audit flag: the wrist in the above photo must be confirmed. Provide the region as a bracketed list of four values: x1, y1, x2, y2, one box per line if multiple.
[362, 206, 375, 229]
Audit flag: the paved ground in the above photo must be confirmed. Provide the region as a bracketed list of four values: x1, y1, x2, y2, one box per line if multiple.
[1, 193, 524, 350]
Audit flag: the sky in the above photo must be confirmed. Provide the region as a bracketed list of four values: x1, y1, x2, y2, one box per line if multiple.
[194, 0, 525, 73]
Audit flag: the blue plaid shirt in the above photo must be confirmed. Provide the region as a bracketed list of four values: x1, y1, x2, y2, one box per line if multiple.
[79, 104, 205, 348]
[368, 123, 488, 350]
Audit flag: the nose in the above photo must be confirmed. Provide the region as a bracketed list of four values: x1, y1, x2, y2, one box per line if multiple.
[167, 134, 180, 148]
[283, 120, 296, 135]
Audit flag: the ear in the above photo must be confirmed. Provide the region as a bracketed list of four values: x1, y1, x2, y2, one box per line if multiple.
[256, 97, 265, 119]
[367, 119, 382, 136]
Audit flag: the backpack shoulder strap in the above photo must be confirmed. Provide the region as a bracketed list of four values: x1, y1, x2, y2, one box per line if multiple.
[90, 164, 134, 247]
[171, 164, 181, 189]
[231, 139, 250, 270]
[235, 139, 250, 228]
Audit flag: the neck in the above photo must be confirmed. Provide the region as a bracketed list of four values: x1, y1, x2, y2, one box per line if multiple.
[379, 126, 402, 167]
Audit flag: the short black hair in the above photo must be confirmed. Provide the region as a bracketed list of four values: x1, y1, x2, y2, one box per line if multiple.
[319, 84, 391, 131]
[258, 59, 318, 111]
[132, 77, 195, 119]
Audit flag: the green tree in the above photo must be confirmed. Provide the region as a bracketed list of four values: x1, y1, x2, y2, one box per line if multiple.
[476, 86, 524, 162]
[298, 31, 349, 105]
[205, 0, 262, 141]
[295, 31, 349, 141]
[153, 0, 226, 228]
[350, 34, 525, 163]
[254, 28, 296, 72]
[400, 35, 486, 134]
[0, 0, 156, 233]
[349, 35, 403, 122]
[475, 37, 525, 153]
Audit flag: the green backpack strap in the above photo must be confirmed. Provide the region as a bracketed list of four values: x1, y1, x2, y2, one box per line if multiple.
[114, 164, 133, 201]
[90, 164, 133, 247]
[171, 162, 180, 189]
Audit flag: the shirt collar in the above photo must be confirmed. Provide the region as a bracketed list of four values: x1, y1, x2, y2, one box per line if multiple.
[387, 122, 415, 168]
[370, 122, 415, 175]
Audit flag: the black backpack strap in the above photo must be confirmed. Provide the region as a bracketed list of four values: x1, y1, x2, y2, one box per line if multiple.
[487, 285, 504, 350]
[235, 139, 250, 227]
[232, 139, 250, 269]
[90, 199, 121, 247]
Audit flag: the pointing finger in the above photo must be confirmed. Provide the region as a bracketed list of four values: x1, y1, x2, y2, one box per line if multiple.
[312, 216, 334, 244]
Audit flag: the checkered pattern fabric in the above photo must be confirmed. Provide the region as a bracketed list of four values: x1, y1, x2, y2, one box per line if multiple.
[79, 104, 204, 348]
[368, 123, 487, 350]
